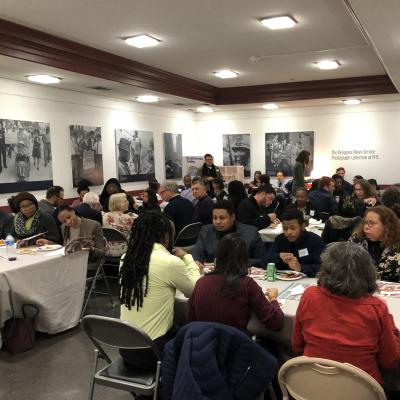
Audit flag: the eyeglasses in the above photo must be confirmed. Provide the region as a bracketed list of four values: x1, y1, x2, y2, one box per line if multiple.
[363, 220, 379, 227]
[19, 203, 35, 210]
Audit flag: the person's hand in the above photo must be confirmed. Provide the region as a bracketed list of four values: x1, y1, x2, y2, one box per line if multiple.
[268, 213, 278, 222]
[206, 176, 214, 182]
[133, 203, 140, 210]
[36, 239, 51, 246]
[279, 252, 293, 263]
[364, 197, 377, 206]
[172, 247, 187, 259]
[286, 256, 301, 272]
[265, 288, 279, 301]
[195, 261, 204, 273]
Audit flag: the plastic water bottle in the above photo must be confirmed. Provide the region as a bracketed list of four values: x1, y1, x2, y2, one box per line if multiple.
[5, 234, 15, 256]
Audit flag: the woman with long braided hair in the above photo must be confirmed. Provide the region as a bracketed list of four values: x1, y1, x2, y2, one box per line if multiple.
[119, 211, 200, 368]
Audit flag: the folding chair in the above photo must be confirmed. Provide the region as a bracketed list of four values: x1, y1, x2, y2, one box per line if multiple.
[174, 222, 202, 250]
[82, 315, 161, 400]
[278, 356, 386, 400]
[102, 227, 128, 279]
[80, 237, 114, 319]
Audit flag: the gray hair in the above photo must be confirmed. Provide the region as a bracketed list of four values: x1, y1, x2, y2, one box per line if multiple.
[191, 176, 205, 188]
[82, 191, 100, 206]
[318, 242, 377, 298]
[164, 182, 179, 193]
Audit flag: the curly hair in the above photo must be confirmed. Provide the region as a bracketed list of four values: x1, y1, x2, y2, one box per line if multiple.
[352, 206, 400, 250]
[354, 179, 376, 199]
[119, 211, 173, 310]
[382, 187, 400, 218]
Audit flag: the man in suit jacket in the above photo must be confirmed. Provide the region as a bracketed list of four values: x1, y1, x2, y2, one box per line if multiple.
[192, 200, 265, 267]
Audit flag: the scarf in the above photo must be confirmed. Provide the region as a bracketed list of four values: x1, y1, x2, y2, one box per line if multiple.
[14, 209, 41, 238]
[201, 163, 218, 178]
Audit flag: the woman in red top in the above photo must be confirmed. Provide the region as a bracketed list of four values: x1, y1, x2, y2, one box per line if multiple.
[292, 241, 400, 384]
[187, 233, 284, 335]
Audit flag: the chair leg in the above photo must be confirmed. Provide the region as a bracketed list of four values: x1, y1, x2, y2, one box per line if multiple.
[81, 265, 102, 320]
[266, 383, 277, 400]
[88, 349, 99, 400]
[100, 265, 115, 308]
[153, 361, 162, 400]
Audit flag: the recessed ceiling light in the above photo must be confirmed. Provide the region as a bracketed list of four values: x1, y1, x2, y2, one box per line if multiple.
[214, 70, 239, 79]
[315, 60, 340, 70]
[27, 75, 61, 84]
[125, 34, 160, 48]
[262, 103, 279, 110]
[136, 95, 160, 103]
[261, 16, 297, 30]
[343, 99, 361, 105]
[196, 106, 214, 113]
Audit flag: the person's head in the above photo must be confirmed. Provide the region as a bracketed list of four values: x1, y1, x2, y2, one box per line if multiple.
[276, 171, 285, 182]
[353, 175, 364, 185]
[82, 192, 100, 209]
[212, 178, 225, 194]
[45, 186, 64, 207]
[204, 153, 214, 167]
[259, 174, 270, 186]
[335, 167, 345, 178]
[295, 188, 308, 208]
[191, 180, 207, 199]
[7, 196, 19, 214]
[382, 187, 400, 218]
[120, 212, 175, 310]
[332, 174, 343, 190]
[227, 180, 247, 199]
[56, 205, 78, 227]
[142, 189, 159, 207]
[213, 200, 235, 232]
[108, 193, 129, 213]
[318, 242, 377, 298]
[281, 209, 305, 242]
[102, 178, 122, 196]
[368, 179, 379, 191]
[183, 174, 192, 189]
[77, 186, 89, 200]
[254, 185, 275, 207]
[296, 150, 310, 165]
[14, 192, 38, 218]
[213, 233, 248, 298]
[354, 179, 376, 200]
[318, 177, 335, 194]
[159, 182, 179, 202]
[148, 177, 160, 193]
[118, 138, 131, 162]
[253, 170, 262, 182]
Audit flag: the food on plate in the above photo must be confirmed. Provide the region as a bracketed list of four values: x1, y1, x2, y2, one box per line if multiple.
[17, 248, 38, 255]
[0, 239, 5, 246]
[276, 271, 302, 279]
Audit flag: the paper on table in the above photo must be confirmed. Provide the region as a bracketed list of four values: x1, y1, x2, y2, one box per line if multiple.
[43, 247, 65, 257]
[290, 284, 305, 296]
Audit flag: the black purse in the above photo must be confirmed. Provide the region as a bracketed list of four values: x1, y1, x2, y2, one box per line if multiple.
[2, 304, 39, 354]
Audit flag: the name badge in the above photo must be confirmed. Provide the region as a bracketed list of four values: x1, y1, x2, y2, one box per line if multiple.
[310, 210, 315, 216]
[298, 248, 309, 258]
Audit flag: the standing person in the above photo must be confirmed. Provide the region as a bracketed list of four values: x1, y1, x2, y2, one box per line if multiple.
[32, 135, 41, 170]
[130, 130, 142, 174]
[191, 179, 214, 225]
[117, 138, 131, 177]
[197, 153, 223, 196]
[292, 242, 400, 384]
[119, 212, 200, 368]
[0, 120, 7, 173]
[42, 126, 51, 167]
[292, 150, 311, 195]
[335, 167, 353, 194]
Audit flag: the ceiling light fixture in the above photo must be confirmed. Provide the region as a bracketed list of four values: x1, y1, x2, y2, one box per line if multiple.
[214, 70, 239, 79]
[262, 103, 279, 110]
[261, 16, 297, 30]
[315, 60, 340, 70]
[136, 95, 160, 103]
[196, 106, 214, 113]
[343, 99, 361, 105]
[27, 75, 61, 84]
[125, 34, 160, 48]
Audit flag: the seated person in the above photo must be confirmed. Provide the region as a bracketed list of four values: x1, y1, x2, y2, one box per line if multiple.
[0, 209, 13, 240]
[292, 242, 400, 384]
[38, 205, 104, 263]
[38, 186, 64, 217]
[192, 200, 265, 267]
[286, 187, 314, 218]
[236, 185, 279, 230]
[119, 212, 200, 368]
[272, 170, 289, 197]
[228, 180, 248, 213]
[188, 233, 283, 335]
[11, 192, 59, 243]
[71, 184, 90, 208]
[247, 170, 262, 194]
[308, 176, 339, 217]
[212, 178, 228, 201]
[331, 174, 346, 198]
[265, 209, 325, 277]
[350, 206, 400, 282]
[335, 167, 353, 194]
[74, 192, 103, 225]
[139, 189, 161, 212]
[180, 175, 196, 203]
[192, 178, 214, 225]
[99, 178, 136, 212]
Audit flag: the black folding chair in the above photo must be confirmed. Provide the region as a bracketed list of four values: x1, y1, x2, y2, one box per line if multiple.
[102, 227, 128, 279]
[81, 315, 161, 400]
[174, 222, 202, 249]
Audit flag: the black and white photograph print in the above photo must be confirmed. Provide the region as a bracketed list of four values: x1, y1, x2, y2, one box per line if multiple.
[265, 131, 314, 176]
[115, 129, 155, 182]
[164, 132, 182, 180]
[0, 118, 53, 194]
[69, 125, 103, 187]
[223, 134, 251, 178]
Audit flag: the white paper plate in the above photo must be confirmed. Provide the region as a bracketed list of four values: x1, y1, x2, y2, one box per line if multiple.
[37, 244, 63, 252]
[276, 271, 305, 281]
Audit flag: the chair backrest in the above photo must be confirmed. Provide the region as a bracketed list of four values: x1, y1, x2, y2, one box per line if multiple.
[102, 227, 128, 243]
[278, 356, 386, 400]
[174, 222, 202, 246]
[81, 315, 161, 362]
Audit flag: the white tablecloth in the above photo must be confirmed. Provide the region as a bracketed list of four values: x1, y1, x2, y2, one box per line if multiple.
[258, 221, 325, 242]
[0, 247, 89, 335]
